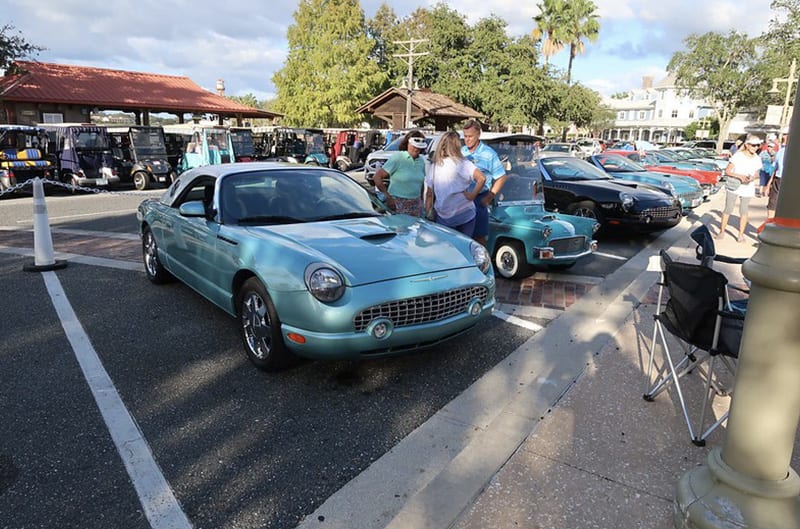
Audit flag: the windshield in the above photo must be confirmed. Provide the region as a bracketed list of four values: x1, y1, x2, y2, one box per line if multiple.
[650, 150, 679, 162]
[304, 131, 326, 155]
[496, 174, 543, 204]
[485, 138, 537, 166]
[542, 143, 571, 152]
[231, 130, 255, 157]
[594, 154, 647, 172]
[74, 130, 110, 150]
[221, 168, 379, 225]
[541, 157, 611, 181]
[130, 128, 167, 156]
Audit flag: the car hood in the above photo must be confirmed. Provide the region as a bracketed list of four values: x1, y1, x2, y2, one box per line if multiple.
[244, 215, 478, 286]
[554, 178, 668, 198]
[607, 170, 697, 191]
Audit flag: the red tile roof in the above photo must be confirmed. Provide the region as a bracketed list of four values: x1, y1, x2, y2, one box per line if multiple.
[1, 61, 279, 118]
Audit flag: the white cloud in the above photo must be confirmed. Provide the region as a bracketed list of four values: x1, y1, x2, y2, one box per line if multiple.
[5, 0, 778, 101]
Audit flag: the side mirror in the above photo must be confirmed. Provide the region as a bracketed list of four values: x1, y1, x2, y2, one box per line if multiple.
[179, 201, 207, 218]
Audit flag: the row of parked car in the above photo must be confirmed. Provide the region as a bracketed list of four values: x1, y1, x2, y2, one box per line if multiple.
[361, 132, 730, 277]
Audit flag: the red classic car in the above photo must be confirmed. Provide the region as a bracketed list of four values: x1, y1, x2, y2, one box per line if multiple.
[604, 149, 720, 198]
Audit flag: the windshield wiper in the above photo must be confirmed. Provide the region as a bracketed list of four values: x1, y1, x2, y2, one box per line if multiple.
[236, 215, 304, 225]
[309, 212, 381, 221]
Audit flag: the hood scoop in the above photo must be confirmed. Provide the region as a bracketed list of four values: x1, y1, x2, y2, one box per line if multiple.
[360, 232, 398, 244]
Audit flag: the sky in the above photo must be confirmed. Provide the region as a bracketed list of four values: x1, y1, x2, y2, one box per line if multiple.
[4, 0, 778, 103]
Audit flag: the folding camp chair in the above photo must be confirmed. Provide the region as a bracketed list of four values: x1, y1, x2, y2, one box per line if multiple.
[643, 249, 745, 446]
[690, 224, 749, 314]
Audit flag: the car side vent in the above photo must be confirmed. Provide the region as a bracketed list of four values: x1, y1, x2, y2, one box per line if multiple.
[360, 233, 397, 244]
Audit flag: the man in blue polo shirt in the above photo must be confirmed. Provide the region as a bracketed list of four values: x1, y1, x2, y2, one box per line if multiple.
[461, 120, 507, 247]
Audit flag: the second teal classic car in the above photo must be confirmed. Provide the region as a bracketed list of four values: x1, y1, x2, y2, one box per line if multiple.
[489, 173, 599, 279]
[137, 162, 495, 370]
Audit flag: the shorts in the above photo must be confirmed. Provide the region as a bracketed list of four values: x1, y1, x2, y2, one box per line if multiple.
[392, 197, 422, 217]
[472, 190, 492, 238]
[759, 171, 771, 187]
[436, 213, 476, 237]
[768, 178, 781, 210]
[723, 188, 751, 216]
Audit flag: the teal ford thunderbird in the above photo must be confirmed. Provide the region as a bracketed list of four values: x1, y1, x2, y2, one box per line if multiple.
[137, 163, 495, 370]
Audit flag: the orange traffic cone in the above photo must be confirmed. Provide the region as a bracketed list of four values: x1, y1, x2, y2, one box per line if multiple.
[23, 177, 67, 272]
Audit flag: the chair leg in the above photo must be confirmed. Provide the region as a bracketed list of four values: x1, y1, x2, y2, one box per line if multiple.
[648, 323, 699, 442]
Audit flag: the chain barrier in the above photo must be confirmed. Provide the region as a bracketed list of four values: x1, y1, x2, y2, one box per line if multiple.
[0, 177, 160, 198]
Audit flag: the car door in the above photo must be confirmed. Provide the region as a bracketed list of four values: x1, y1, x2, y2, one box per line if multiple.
[163, 175, 221, 297]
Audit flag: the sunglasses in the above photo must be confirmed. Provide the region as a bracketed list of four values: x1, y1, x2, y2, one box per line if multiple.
[747, 142, 761, 147]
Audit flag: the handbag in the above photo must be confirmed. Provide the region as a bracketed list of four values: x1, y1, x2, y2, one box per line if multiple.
[724, 176, 741, 192]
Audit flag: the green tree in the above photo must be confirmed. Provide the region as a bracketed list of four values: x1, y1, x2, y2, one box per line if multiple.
[558, 82, 602, 138]
[366, 3, 397, 71]
[561, 0, 600, 85]
[531, 0, 599, 84]
[0, 23, 44, 70]
[758, 0, 800, 116]
[272, 0, 387, 127]
[668, 31, 765, 151]
[531, 0, 567, 65]
[228, 93, 261, 108]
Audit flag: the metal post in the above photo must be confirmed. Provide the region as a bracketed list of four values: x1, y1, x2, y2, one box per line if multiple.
[675, 68, 800, 529]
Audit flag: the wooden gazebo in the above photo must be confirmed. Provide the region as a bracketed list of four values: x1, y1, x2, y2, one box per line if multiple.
[356, 87, 482, 130]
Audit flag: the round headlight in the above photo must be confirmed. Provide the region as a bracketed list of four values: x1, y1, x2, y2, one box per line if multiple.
[305, 264, 345, 302]
[620, 193, 634, 211]
[470, 242, 491, 274]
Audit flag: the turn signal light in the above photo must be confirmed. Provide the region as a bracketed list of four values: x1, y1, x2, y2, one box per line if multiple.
[287, 333, 306, 344]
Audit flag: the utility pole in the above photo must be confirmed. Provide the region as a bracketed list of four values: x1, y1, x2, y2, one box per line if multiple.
[393, 39, 429, 128]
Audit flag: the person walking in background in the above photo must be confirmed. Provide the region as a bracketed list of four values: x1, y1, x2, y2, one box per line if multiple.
[461, 120, 507, 247]
[372, 130, 426, 216]
[766, 127, 789, 219]
[758, 140, 776, 197]
[717, 134, 763, 242]
[424, 131, 486, 236]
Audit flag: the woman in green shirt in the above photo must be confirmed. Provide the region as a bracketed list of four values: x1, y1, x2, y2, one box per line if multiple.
[374, 130, 427, 216]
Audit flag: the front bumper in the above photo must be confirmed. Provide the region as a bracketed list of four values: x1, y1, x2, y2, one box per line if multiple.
[273, 268, 496, 360]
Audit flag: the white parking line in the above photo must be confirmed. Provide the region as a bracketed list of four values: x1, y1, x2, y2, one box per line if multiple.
[42, 272, 191, 529]
[492, 310, 544, 331]
[593, 250, 628, 261]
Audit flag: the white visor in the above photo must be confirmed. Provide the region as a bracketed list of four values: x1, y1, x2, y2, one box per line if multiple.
[408, 137, 427, 149]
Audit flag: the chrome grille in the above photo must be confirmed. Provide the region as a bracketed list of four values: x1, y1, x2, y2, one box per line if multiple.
[354, 286, 488, 332]
[549, 236, 587, 255]
[638, 205, 681, 219]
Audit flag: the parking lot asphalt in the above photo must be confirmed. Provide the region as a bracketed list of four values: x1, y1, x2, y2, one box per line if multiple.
[0, 249, 534, 529]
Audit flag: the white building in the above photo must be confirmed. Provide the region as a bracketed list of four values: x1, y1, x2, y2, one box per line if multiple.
[602, 75, 716, 144]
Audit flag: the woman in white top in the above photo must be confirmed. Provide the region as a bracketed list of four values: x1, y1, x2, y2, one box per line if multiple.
[718, 134, 764, 242]
[424, 131, 486, 236]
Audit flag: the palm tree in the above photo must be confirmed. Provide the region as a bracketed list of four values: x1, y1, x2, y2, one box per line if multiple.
[530, 0, 568, 66]
[562, 0, 600, 84]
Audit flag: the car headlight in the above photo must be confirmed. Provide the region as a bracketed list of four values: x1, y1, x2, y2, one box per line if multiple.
[620, 193, 634, 211]
[305, 264, 345, 302]
[470, 242, 491, 274]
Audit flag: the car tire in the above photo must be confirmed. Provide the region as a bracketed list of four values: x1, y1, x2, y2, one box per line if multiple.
[238, 277, 294, 371]
[133, 171, 149, 191]
[567, 201, 603, 223]
[493, 241, 528, 280]
[142, 227, 173, 284]
[305, 160, 319, 166]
